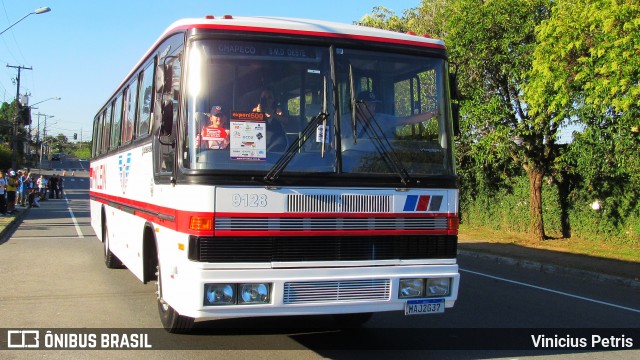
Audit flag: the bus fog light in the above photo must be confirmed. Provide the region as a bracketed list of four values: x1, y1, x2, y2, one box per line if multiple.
[238, 283, 271, 304]
[399, 278, 424, 298]
[204, 284, 235, 306]
[426, 278, 451, 297]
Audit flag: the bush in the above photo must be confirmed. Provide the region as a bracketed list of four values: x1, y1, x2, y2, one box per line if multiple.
[461, 173, 639, 245]
[462, 175, 562, 235]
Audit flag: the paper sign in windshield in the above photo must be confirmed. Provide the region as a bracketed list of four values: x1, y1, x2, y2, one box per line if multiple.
[230, 111, 267, 161]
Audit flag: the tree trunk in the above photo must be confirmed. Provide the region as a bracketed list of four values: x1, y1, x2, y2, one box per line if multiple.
[556, 173, 571, 239]
[528, 166, 546, 241]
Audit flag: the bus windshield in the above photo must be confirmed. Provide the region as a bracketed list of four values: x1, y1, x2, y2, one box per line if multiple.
[183, 39, 454, 178]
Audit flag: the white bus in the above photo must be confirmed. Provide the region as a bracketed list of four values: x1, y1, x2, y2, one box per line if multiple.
[90, 15, 461, 333]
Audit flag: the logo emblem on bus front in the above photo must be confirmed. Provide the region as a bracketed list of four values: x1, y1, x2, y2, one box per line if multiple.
[118, 153, 132, 194]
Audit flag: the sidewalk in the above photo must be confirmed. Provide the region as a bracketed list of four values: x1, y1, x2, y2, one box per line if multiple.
[0, 206, 30, 244]
[0, 204, 637, 288]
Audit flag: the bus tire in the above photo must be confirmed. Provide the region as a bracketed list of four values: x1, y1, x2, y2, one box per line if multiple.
[103, 221, 123, 269]
[156, 264, 194, 333]
[332, 312, 373, 327]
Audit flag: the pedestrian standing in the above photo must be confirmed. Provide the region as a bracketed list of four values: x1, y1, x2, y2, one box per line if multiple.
[24, 173, 34, 204]
[58, 175, 65, 198]
[6, 171, 18, 214]
[17, 170, 26, 207]
[49, 174, 58, 199]
[0, 171, 7, 215]
[37, 175, 46, 199]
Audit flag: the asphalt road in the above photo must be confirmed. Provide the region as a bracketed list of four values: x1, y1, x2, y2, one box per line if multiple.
[0, 173, 638, 359]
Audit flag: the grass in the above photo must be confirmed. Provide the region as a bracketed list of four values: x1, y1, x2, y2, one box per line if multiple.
[459, 225, 640, 263]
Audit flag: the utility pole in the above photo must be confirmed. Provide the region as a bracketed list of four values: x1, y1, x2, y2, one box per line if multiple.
[7, 64, 32, 169]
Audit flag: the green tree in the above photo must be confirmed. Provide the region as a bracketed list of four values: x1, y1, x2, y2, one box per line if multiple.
[357, 1, 448, 38]
[527, 0, 640, 240]
[357, 6, 409, 32]
[444, 0, 554, 240]
[0, 102, 14, 141]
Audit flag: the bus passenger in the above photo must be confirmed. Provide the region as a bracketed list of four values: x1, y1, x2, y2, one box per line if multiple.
[196, 105, 230, 150]
[253, 88, 283, 118]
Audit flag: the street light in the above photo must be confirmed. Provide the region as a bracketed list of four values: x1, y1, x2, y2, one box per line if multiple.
[28, 97, 61, 158]
[0, 7, 51, 36]
[3, 6, 52, 169]
[30, 96, 61, 108]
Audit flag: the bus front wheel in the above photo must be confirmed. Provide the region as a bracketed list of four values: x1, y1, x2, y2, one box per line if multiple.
[103, 221, 122, 269]
[156, 263, 194, 333]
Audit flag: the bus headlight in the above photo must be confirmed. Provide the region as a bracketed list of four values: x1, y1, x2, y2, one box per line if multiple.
[204, 284, 235, 306]
[426, 278, 451, 297]
[238, 283, 270, 304]
[399, 278, 451, 298]
[399, 278, 424, 298]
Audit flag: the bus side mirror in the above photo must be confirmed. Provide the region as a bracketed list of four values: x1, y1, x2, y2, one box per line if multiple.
[452, 103, 460, 137]
[161, 100, 174, 134]
[449, 73, 461, 136]
[449, 73, 460, 100]
[156, 98, 175, 145]
[155, 64, 173, 94]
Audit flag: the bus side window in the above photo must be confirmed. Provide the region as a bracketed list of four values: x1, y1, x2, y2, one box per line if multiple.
[137, 62, 154, 138]
[158, 49, 182, 174]
[121, 80, 137, 144]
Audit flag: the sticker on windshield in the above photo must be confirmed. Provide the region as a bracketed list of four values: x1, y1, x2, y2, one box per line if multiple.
[315, 124, 330, 143]
[230, 111, 267, 161]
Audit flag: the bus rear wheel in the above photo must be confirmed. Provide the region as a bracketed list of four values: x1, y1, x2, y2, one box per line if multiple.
[156, 264, 194, 333]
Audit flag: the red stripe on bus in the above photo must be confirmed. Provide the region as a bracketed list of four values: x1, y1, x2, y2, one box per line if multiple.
[170, 24, 446, 50]
[91, 192, 458, 236]
[416, 195, 431, 211]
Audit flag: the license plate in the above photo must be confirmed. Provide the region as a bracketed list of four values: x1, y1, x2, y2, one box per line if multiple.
[405, 298, 445, 315]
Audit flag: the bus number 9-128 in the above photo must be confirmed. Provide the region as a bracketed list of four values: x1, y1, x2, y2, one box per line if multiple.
[232, 193, 268, 208]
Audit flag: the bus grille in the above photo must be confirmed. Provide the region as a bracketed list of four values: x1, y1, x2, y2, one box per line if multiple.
[283, 279, 391, 304]
[188, 235, 457, 263]
[287, 194, 391, 213]
[215, 217, 448, 231]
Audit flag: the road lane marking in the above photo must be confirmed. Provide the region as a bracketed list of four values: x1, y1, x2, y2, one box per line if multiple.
[64, 196, 84, 238]
[460, 268, 640, 314]
[12, 236, 91, 240]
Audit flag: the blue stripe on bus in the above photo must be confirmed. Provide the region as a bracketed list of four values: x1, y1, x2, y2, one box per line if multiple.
[403, 195, 418, 211]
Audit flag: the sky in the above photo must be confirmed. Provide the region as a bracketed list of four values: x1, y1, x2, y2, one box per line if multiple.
[0, 0, 423, 142]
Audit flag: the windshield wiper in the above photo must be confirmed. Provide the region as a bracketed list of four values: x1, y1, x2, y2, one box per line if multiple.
[347, 64, 410, 184]
[264, 112, 329, 183]
[353, 99, 412, 185]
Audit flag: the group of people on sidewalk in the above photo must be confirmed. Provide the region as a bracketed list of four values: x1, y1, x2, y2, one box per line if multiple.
[0, 169, 65, 215]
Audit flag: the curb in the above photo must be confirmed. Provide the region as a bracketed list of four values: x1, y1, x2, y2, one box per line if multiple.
[0, 207, 31, 245]
[458, 249, 640, 290]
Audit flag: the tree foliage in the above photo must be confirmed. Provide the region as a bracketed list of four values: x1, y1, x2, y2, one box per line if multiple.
[359, 0, 639, 243]
[527, 0, 640, 242]
[443, 0, 554, 240]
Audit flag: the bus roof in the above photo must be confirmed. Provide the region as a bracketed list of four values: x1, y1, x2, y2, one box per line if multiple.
[162, 16, 445, 49]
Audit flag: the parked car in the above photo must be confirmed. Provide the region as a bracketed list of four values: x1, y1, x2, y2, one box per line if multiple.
[51, 153, 61, 161]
